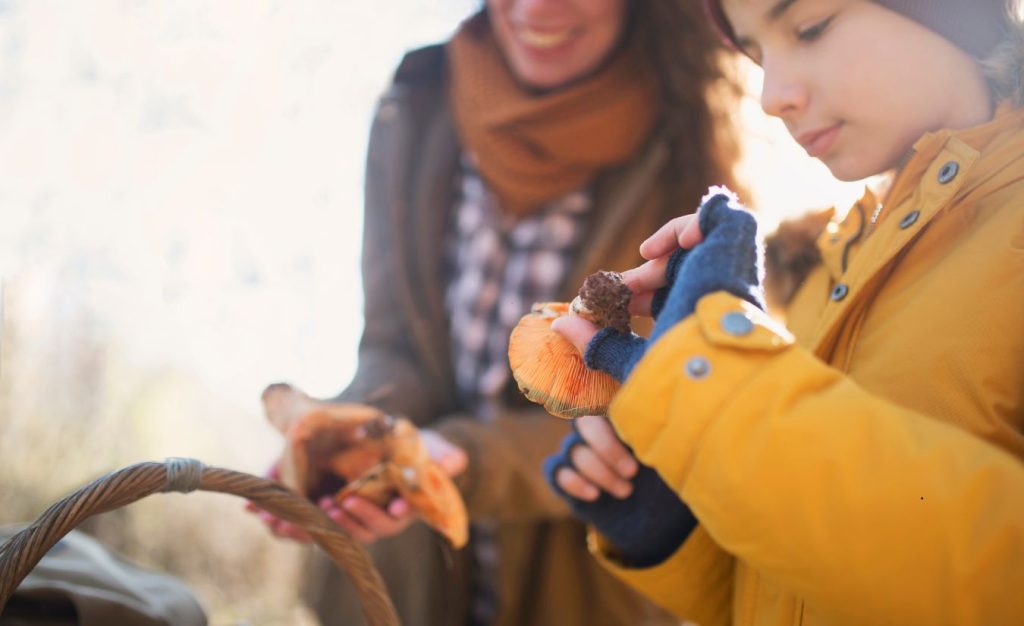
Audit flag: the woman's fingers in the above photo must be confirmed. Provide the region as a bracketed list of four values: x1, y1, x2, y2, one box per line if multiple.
[256, 509, 312, 543]
[575, 415, 638, 480]
[323, 505, 377, 544]
[639, 214, 702, 260]
[321, 495, 414, 544]
[420, 430, 469, 477]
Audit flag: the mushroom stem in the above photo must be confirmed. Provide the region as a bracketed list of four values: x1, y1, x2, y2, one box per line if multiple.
[262, 382, 321, 434]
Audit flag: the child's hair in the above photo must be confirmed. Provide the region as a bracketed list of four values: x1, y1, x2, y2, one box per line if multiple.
[982, 6, 1024, 106]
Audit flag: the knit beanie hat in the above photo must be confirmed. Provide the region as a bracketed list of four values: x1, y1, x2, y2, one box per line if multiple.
[703, 0, 1015, 59]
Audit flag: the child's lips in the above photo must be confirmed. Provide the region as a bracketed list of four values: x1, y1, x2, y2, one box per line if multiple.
[796, 123, 843, 158]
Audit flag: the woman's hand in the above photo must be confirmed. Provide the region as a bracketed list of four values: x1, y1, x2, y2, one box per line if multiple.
[249, 429, 468, 544]
[245, 462, 316, 543]
[553, 415, 638, 501]
[320, 430, 467, 544]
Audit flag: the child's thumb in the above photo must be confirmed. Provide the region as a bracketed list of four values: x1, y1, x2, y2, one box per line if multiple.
[551, 315, 599, 355]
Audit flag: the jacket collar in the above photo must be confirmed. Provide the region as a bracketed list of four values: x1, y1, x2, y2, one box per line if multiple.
[817, 103, 1024, 284]
[807, 103, 1024, 358]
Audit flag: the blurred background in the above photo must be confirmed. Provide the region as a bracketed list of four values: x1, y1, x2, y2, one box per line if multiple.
[0, 1, 863, 624]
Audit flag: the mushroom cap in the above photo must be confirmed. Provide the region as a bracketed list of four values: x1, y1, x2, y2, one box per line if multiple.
[508, 302, 620, 419]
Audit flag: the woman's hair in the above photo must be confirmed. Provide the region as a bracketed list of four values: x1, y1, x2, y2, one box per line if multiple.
[631, 0, 746, 217]
[982, 7, 1024, 106]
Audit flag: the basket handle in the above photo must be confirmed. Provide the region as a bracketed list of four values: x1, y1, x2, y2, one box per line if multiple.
[0, 459, 400, 626]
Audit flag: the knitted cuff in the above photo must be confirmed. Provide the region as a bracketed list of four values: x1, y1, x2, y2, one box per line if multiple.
[543, 431, 698, 568]
[584, 327, 649, 383]
[694, 191, 765, 310]
[649, 191, 765, 344]
[650, 247, 690, 320]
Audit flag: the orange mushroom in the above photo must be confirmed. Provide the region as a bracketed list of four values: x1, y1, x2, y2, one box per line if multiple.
[508, 302, 621, 419]
[262, 383, 468, 548]
[509, 270, 633, 419]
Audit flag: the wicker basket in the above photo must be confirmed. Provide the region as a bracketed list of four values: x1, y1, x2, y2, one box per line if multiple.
[0, 458, 399, 626]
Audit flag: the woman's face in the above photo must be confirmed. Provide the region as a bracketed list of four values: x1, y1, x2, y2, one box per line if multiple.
[721, 0, 993, 181]
[487, 0, 629, 91]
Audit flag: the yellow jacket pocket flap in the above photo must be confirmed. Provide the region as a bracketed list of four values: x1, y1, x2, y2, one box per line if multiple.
[695, 292, 794, 352]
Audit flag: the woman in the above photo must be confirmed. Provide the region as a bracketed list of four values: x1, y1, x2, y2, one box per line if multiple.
[262, 1, 744, 624]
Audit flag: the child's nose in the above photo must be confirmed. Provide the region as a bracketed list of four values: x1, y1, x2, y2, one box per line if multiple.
[759, 59, 808, 120]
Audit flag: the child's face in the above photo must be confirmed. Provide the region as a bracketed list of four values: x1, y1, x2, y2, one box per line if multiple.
[721, 0, 993, 181]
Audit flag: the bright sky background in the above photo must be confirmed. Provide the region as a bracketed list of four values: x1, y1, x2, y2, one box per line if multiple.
[0, 1, 862, 471]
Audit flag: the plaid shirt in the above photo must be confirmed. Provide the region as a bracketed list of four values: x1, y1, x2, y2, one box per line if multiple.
[444, 155, 590, 623]
[446, 156, 590, 416]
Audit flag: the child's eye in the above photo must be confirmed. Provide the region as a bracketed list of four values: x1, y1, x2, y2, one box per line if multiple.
[797, 17, 833, 42]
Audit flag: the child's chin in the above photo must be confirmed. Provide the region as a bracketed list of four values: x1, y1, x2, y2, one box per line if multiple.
[821, 155, 873, 183]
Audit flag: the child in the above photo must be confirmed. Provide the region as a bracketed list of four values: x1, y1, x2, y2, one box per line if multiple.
[545, 1, 1024, 624]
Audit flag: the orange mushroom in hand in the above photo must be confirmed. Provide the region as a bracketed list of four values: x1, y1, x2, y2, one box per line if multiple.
[508, 271, 630, 419]
[262, 383, 468, 548]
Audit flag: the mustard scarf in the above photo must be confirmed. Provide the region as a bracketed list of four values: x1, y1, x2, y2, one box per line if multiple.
[447, 13, 660, 216]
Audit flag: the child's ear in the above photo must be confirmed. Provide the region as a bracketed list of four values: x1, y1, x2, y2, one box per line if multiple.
[764, 207, 835, 312]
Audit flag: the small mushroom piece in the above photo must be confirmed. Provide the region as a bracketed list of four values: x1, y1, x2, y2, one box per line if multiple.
[389, 460, 468, 549]
[570, 270, 632, 333]
[508, 302, 620, 419]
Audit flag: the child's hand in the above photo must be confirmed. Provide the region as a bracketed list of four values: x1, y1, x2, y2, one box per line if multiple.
[554, 188, 764, 382]
[550, 415, 638, 501]
[543, 417, 696, 567]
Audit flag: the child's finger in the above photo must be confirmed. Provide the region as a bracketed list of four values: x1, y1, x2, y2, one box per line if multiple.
[575, 415, 638, 480]
[570, 445, 633, 500]
[621, 257, 670, 294]
[555, 466, 600, 501]
[628, 291, 655, 317]
[551, 315, 600, 355]
[639, 214, 702, 260]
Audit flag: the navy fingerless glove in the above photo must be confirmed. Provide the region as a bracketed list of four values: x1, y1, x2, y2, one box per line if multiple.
[544, 188, 764, 565]
[586, 188, 765, 380]
[543, 425, 697, 567]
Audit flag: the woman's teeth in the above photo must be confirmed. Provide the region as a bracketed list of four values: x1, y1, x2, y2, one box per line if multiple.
[517, 28, 573, 49]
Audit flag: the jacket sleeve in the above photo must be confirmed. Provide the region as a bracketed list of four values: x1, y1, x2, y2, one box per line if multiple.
[606, 291, 1024, 625]
[433, 406, 576, 521]
[590, 525, 735, 626]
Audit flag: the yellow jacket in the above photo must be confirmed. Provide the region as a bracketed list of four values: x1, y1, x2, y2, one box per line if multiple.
[594, 104, 1024, 626]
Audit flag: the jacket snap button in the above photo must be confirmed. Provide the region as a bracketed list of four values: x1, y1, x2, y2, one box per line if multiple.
[899, 210, 920, 229]
[721, 311, 754, 336]
[938, 161, 959, 184]
[831, 283, 849, 302]
[685, 357, 710, 380]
